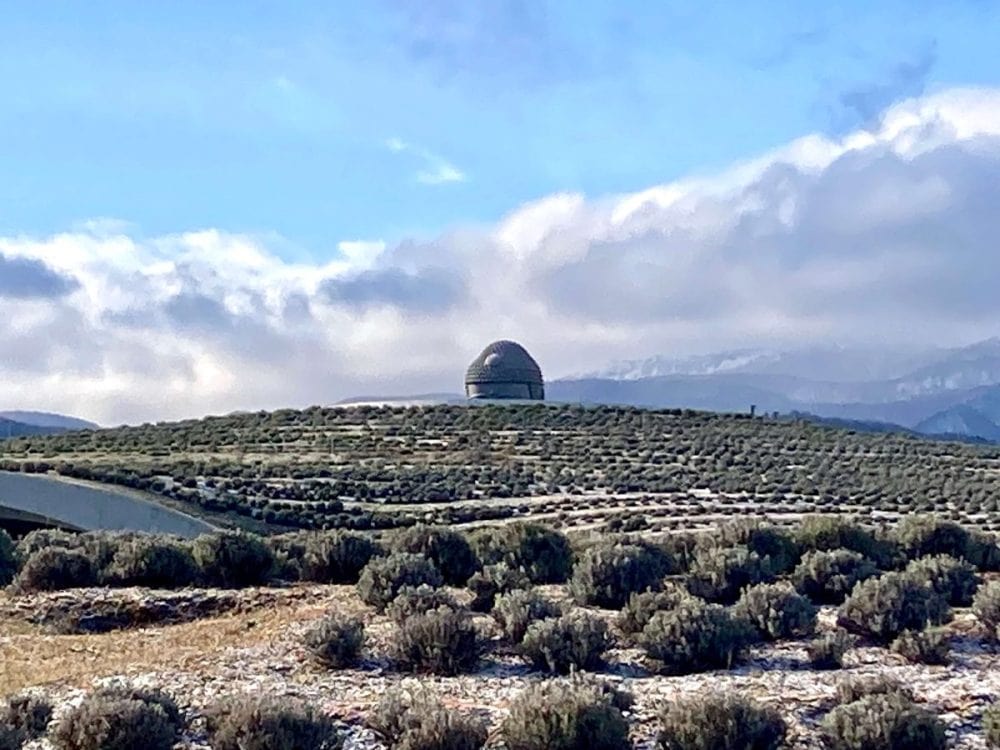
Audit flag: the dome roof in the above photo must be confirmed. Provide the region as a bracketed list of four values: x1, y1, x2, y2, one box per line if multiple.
[465, 340, 544, 387]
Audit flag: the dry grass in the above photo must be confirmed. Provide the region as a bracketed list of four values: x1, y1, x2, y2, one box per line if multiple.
[0, 585, 361, 696]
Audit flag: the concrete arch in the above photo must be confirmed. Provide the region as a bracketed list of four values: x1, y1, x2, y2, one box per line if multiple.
[0, 471, 216, 538]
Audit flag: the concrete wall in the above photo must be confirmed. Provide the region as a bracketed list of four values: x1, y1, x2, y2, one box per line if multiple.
[466, 382, 544, 399]
[0, 471, 216, 538]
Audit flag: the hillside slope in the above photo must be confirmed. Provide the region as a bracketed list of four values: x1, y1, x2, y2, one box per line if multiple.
[3, 403, 1000, 534]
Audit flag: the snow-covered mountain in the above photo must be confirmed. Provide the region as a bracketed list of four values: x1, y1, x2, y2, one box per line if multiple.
[888, 338, 1000, 399]
[556, 338, 1000, 441]
[576, 344, 945, 384]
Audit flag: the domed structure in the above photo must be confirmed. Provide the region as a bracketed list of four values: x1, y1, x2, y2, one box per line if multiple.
[465, 340, 545, 400]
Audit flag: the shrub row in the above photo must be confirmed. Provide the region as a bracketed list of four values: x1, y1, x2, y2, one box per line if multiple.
[7, 529, 281, 593]
[5, 516, 999, 605]
[9, 672, 999, 750]
[365, 677, 970, 750]
[2, 522, 575, 597]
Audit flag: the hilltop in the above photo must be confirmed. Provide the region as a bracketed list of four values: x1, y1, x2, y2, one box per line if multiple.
[3, 403, 1000, 534]
[0, 411, 99, 440]
[0, 417, 77, 439]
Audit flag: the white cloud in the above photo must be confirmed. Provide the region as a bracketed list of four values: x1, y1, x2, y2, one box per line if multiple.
[386, 136, 467, 185]
[4, 86, 1000, 425]
[416, 162, 466, 185]
[386, 137, 407, 153]
[336, 239, 385, 269]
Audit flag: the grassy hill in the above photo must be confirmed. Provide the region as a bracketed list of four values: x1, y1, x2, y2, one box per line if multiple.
[3, 403, 1000, 534]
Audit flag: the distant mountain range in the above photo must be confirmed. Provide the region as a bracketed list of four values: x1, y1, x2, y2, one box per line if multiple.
[551, 338, 1000, 442]
[0, 411, 99, 439]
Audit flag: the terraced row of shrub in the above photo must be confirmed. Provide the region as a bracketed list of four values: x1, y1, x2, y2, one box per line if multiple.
[6, 515, 1000, 673]
[4, 403, 1000, 531]
[3, 672, 999, 750]
[3, 513, 996, 593]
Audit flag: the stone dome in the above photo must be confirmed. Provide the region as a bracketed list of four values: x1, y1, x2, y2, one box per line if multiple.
[465, 340, 545, 400]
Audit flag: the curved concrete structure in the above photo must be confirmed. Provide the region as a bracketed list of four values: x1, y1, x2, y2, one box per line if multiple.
[465, 340, 545, 400]
[0, 471, 216, 538]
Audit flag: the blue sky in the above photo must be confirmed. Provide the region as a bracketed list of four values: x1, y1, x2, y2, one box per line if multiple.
[3, 0, 1000, 256]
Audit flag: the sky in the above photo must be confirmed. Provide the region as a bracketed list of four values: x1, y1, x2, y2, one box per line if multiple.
[3, 1, 1000, 424]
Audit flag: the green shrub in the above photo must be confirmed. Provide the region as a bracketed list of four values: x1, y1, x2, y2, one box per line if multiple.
[301, 531, 382, 584]
[493, 589, 561, 643]
[357, 553, 443, 612]
[390, 524, 477, 585]
[466, 563, 529, 613]
[905, 554, 979, 606]
[837, 571, 951, 642]
[191, 531, 275, 588]
[520, 611, 609, 674]
[12, 547, 98, 593]
[617, 585, 696, 636]
[390, 607, 481, 675]
[821, 693, 945, 750]
[368, 686, 487, 750]
[707, 520, 801, 574]
[14, 528, 80, 564]
[973, 580, 1000, 636]
[890, 628, 950, 665]
[500, 677, 632, 750]
[623, 538, 678, 574]
[806, 629, 853, 670]
[893, 516, 972, 562]
[0, 726, 22, 750]
[657, 692, 786, 750]
[205, 695, 343, 750]
[570, 542, 671, 608]
[103, 537, 199, 588]
[89, 685, 183, 731]
[984, 702, 1000, 748]
[744, 525, 800, 575]
[835, 675, 913, 705]
[0, 530, 16, 586]
[796, 517, 898, 568]
[966, 530, 1000, 572]
[639, 599, 752, 675]
[264, 531, 310, 580]
[77, 532, 133, 571]
[660, 533, 700, 572]
[470, 523, 573, 583]
[686, 546, 774, 604]
[366, 684, 424, 744]
[387, 585, 460, 624]
[0, 692, 53, 740]
[303, 614, 364, 668]
[52, 687, 182, 750]
[735, 582, 817, 641]
[792, 549, 879, 605]
[566, 673, 635, 713]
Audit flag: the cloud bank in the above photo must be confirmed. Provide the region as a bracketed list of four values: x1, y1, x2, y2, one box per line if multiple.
[4, 87, 1000, 425]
